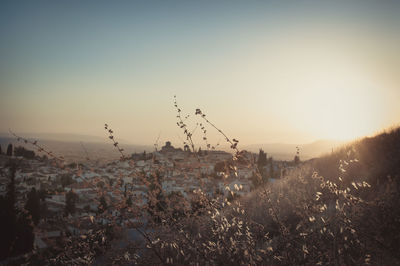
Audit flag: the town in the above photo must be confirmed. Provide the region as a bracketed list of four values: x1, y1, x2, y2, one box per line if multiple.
[0, 140, 299, 262]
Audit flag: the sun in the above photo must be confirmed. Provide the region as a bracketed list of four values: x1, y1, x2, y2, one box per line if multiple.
[299, 75, 384, 141]
[282, 58, 386, 141]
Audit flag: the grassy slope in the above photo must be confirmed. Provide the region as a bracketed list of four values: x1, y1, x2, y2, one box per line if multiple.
[242, 127, 400, 264]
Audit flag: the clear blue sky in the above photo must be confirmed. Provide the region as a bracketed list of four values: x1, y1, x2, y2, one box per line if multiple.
[1, 1, 400, 147]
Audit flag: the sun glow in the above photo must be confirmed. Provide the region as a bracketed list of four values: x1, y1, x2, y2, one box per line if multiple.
[289, 66, 385, 141]
[260, 36, 388, 142]
[1, 2, 399, 145]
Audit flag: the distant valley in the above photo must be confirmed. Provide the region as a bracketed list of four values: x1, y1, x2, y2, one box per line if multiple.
[0, 132, 346, 162]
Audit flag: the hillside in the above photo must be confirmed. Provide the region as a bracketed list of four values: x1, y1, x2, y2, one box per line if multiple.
[312, 127, 400, 186]
[240, 127, 400, 265]
[244, 139, 346, 160]
[99, 127, 400, 265]
[1, 128, 399, 265]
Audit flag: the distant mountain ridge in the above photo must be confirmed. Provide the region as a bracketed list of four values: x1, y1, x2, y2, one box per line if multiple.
[0, 132, 346, 162]
[0, 134, 153, 163]
[0, 132, 136, 144]
[243, 139, 347, 160]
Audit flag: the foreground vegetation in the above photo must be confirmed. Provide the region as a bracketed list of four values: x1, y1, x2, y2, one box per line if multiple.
[106, 127, 400, 265]
[1, 108, 399, 265]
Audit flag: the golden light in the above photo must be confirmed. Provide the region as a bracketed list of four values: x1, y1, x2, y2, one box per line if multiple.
[261, 33, 387, 141]
[288, 60, 385, 141]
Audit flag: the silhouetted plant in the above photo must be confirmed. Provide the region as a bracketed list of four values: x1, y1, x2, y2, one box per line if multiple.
[104, 123, 127, 160]
[174, 95, 196, 152]
[8, 102, 400, 265]
[195, 108, 240, 154]
[9, 129, 65, 162]
[80, 141, 91, 161]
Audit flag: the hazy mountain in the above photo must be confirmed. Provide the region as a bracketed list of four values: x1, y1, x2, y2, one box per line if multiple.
[0, 132, 122, 144]
[0, 133, 153, 163]
[0, 132, 346, 162]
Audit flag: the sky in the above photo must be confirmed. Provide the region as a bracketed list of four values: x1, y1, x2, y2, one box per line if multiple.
[1, 1, 400, 148]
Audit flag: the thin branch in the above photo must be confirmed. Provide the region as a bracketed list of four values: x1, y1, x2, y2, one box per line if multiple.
[104, 124, 127, 160]
[174, 96, 196, 153]
[9, 129, 65, 163]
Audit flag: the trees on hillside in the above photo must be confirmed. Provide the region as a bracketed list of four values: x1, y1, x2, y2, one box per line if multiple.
[126, 195, 132, 207]
[14, 211, 35, 255]
[98, 196, 108, 214]
[25, 188, 41, 225]
[257, 149, 267, 168]
[269, 158, 276, 179]
[6, 144, 13, 156]
[60, 174, 74, 188]
[0, 163, 17, 259]
[65, 190, 78, 216]
[14, 146, 35, 159]
[0, 162, 34, 259]
[257, 149, 269, 183]
[294, 146, 300, 165]
[147, 171, 167, 223]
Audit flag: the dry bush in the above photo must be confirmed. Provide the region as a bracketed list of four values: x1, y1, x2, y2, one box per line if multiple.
[8, 106, 400, 265]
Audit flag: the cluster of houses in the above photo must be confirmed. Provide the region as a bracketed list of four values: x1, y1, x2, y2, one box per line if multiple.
[0, 141, 296, 253]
